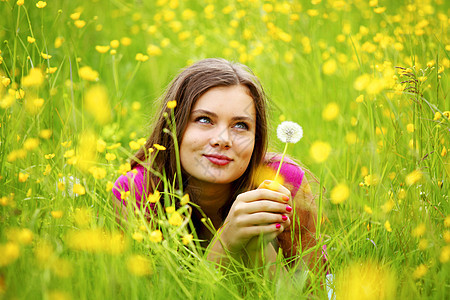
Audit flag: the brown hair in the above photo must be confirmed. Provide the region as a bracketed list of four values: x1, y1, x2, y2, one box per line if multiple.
[131, 58, 268, 217]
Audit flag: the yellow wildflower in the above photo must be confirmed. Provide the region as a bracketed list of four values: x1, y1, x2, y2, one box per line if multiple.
[74, 20, 86, 28]
[44, 153, 55, 159]
[413, 264, 427, 279]
[84, 85, 111, 124]
[147, 190, 160, 203]
[41, 52, 52, 59]
[132, 232, 144, 242]
[381, 199, 395, 213]
[355, 95, 364, 103]
[23, 138, 39, 150]
[168, 211, 183, 226]
[167, 100, 177, 109]
[105, 153, 116, 161]
[78, 66, 99, 81]
[440, 246, 450, 263]
[322, 102, 339, 121]
[39, 129, 52, 139]
[36, 1, 47, 8]
[412, 223, 426, 238]
[51, 211, 64, 219]
[127, 255, 152, 276]
[384, 220, 392, 232]
[153, 144, 166, 151]
[129, 141, 140, 150]
[16, 0, 24, 6]
[322, 59, 337, 75]
[149, 230, 162, 243]
[110, 40, 120, 48]
[330, 183, 349, 204]
[0, 242, 20, 267]
[2, 77, 11, 87]
[70, 12, 81, 20]
[27, 36, 35, 43]
[182, 234, 193, 245]
[364, 205, 373, 214]
[180, 194, 190, 206]
[15, 89, 25, 99]
[57, 182, 66, 191]
[73, 183, 86, 196]
[118, 163, 131, 175]
[441, 146, 447, 157]
[405, 170, 422, 186]
[309, 141, 331, 163]
[418, 239, 428, 250]
[95, 45, 110, 53]
[147, 44, 162, 56]
[135, 53, 149, 62]
[364, 174, 380, 186]
[406, 123, 414, 133]
[373, 7, 386, 13]
[18, 172, 29, 182]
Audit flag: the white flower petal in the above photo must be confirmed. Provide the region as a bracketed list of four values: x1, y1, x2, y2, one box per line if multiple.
[277, 121, 303, 144]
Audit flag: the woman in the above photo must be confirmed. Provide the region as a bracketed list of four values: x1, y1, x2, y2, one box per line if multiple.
[112, 58, 321, 274]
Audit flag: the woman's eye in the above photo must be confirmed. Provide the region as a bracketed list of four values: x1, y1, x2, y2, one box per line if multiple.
[195, 116, 211, 124]
[234, 122, 249, 130]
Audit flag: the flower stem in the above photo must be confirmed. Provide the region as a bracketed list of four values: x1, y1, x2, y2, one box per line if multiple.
[274, 143, 288, 182]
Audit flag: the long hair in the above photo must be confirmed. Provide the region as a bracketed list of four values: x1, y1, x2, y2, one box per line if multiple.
[131, 58, 268, 218]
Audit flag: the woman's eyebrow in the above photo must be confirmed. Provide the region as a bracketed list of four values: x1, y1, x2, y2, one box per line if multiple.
[191, 109, 255, 122]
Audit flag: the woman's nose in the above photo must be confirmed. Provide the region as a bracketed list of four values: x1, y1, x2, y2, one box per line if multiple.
[209, 126, 232, 148]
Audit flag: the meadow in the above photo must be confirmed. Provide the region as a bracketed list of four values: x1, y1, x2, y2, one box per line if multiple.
[0, 0, 449, 299]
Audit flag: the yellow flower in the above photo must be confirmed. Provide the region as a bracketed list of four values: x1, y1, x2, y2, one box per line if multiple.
[120, 191, 130, 200]
[364, 205, 373, 214]
[355, 95, 364, 103]
[84, 85, 111, 124]
[73, 184, 86, 196]
[129, 141, 140, 150]
[22, 68, 44, 87]
[43, 164, 51, 176]
[2, 77, 11, 87]
[381, 199, 394, 213]
[78, 66, 99, 81]
[373, 6, 386, 13]
[418, 239, 428, 250]
[406, 123, 414, 133]
[384, 220, 392, 232]
[440, 246, 450, 263]
[147, 190, 160, 203]
[57, 182, 66, 191]
[412, 223, 426, 238]
[182, 234, 193, 245]
[132, 232, 144, 242]
[180, 194, 190, 206]
[16, 0, 24, 6]
[405, 170, 422, 186]
[330, 184, 349, 204]
[27, 36, 35, 43]
[18, 172, 29, 182]
[110, 40, 120, 48]
[127, 255, 152, 276]
[135, 53, 149, 62]
[309, 141, 331, 163]
[6, 228, 33, 245]
[167, 100, 177, 109]
[168, 211, 183, 226]
[54, 36, 64, 48]
[74, 20, 86, 28]
[153, 144, 166, 151]
[147, 44, 162, 56]
[413, 264, 427, 279]
[118, 163, 131, 175]
[105, 153, 116, 162]
[322, 102, 340, 121]
[51, 211, 64, 219]
[149, 230, 163, 243]
[70, 12, 81, 20]
[89, 166, 106, 180]
[44, 153, 55, 159]
[364, 174, 380, 186]
[41, 52, 52, 59]
[0, 242, 20, 267]
[335, 260, 396, 300]
[445, 215, 450, 228]
[23, 138, 39, 150]
[36, 1, 47, 8]
[441, 146, 447, 157]
[322, 59, 337, 75]
[95, 45, 110, 53]
[39, 129, 52, 139]
[73, 207, 92, 227]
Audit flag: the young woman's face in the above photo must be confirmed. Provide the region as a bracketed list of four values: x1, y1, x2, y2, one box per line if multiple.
[180, 85, 256, 185]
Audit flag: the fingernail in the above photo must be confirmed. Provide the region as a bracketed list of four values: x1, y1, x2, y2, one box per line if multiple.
[282, 215, 288, 221]
[282, 195, 290, 202]
[276, 223, 281, 229]
[286, 205, 292, 212]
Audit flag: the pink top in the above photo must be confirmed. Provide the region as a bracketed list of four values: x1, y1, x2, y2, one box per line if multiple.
[112, 157, 305, 208]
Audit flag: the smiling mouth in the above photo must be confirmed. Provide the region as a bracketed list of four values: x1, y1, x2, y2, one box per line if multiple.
[203, 154, 233, 166]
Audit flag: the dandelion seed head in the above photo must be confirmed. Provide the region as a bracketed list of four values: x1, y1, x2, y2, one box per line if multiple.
[276, 121, 303, 144]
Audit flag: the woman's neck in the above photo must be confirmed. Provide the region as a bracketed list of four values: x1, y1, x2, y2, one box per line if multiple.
[188, 179, 231, 229]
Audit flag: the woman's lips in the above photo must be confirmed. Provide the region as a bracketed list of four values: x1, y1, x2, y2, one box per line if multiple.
[203, 154, 233, 166]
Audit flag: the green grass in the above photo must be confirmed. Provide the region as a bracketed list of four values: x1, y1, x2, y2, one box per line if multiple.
[0, 0, 449, 299]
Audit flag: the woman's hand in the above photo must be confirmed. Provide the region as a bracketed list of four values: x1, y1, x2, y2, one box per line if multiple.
[218, 180, 293, 254]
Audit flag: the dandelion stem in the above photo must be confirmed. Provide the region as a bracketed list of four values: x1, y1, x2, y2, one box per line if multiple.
[274, 143, 288, 182]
